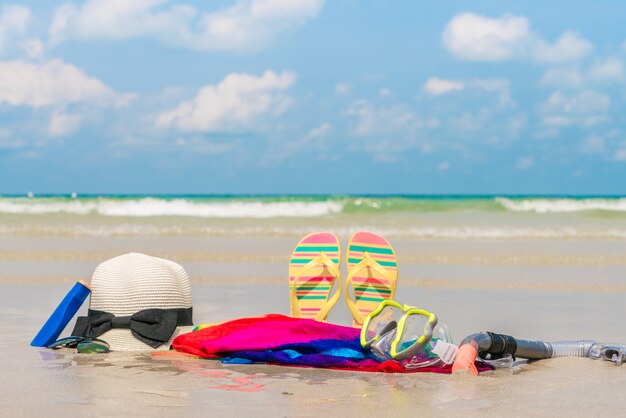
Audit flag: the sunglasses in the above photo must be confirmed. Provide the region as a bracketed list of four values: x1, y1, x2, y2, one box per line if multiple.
[360, 300, 438, 361]
[47, 336, 110, 354]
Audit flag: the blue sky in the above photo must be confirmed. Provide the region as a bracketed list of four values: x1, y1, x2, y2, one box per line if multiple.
[1, 0, 626, 194]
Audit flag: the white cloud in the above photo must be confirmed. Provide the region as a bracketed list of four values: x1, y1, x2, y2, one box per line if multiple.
[0, 130, 25, 149]
[450, 110, 521, 136]
[259, 122, 333, 165]
[533, 128, 560, 139]
[0, 4, 30, 55]
[540, 90, 610, 127]
[516, 157, 534, 170]
[541, 67, 584, 87]
[425, 77, 512, 107]
[345, 91, 524, 157]
[533, 31, 593, 64]
[156, 70, 296, 132]
[469, 79, 512, 107]
[335, 83, 351, 95]
[443, 12, 592, 63]
[581, 135, 605, 154]
[199, 0, 323, 51]
[347, 99, 437, 137]
[443, 13, 528, 61]
[379, 88, 392, 97]
[507, 114, 527, 136]
[614, 148, 626, 161]
[438, 161, 450, 171]
[50, 0, 324, 52]
[450, 111, 484, 132]
[541, 58, 624, 88]
[49, 0, 193, 43]
[588, 58, 624, 83]
[424, 77, 464, 95]
[446, 106, 525, 147]
[303, 122, 331, 140]
[19, 38, 44, 60]
[48, 108, 82, 136]
[0, 59, 132, 107]
[344, 100, 440, 158]
[543, 91, 610, 114]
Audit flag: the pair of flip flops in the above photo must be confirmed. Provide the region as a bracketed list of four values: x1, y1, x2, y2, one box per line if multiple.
[288, 232, 398, 328]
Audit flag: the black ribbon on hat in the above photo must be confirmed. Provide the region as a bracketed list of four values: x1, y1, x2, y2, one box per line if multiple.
[71, 308, 193, 348]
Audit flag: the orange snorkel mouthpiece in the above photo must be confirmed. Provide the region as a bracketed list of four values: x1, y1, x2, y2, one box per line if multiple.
[451, 342, 479, 376]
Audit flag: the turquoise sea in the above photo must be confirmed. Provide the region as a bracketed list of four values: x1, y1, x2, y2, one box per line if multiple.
[2, 194, 626, 239]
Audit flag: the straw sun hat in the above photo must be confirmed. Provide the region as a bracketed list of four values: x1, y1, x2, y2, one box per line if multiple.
[71, 252, 194, 351]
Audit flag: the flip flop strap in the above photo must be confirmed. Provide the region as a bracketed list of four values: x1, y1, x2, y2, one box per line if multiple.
[290, 252, 341, 321]
[344, 252, 395, 325]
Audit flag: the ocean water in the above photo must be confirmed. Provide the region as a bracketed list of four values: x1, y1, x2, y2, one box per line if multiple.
[1, 194, 626, 239]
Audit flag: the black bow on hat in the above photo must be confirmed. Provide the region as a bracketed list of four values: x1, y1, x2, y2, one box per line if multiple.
[72, 308, 193, 348]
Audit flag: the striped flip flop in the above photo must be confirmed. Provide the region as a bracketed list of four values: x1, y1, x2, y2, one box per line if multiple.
[288, 232, 341, 322]
[344, 231, 398, 328]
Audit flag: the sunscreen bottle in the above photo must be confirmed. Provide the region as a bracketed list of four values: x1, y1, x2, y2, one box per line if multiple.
[31, 280, 91, 347]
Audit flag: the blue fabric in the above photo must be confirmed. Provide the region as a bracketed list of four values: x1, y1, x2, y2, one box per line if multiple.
[220, 338, 378, 367]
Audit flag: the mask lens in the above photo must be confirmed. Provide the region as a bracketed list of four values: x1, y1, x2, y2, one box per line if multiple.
[397, 313, 431, 354]
[370, 327, 397, 360]
[364, 305, 403, 345]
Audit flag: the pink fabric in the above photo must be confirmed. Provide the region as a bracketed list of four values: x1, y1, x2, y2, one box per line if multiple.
[173, 314, 359, 358]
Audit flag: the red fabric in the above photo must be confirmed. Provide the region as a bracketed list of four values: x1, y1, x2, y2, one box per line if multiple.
[172, 314, 360, 358]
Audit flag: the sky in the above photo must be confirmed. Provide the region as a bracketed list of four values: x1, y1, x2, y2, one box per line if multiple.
[1, 0, 626, 195]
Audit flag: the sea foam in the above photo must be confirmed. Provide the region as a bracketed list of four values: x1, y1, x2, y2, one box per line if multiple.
[496, 197, 626, 213]
[0, 198, 344, 218]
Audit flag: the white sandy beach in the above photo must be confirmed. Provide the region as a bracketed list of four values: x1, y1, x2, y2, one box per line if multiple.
[2, 228, 626, 417]
[4, 282, 626, 417]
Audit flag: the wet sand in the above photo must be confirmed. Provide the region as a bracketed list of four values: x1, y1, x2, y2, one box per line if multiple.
[2, 235, 626, 416]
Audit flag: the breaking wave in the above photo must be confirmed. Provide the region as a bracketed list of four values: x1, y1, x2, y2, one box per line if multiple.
[0, 197, 344, 218]
[2, 195, 626, 219]
[496, 197, 626, 213]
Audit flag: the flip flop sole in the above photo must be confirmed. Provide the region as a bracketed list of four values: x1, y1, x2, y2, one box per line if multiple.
[288, 232, 341, 321]
[346, 232, 398, 327]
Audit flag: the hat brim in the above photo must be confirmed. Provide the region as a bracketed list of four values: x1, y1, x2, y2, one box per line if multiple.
[97, 326, 194, 351]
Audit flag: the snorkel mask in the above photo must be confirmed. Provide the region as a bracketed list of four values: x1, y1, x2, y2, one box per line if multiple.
[360, 300, 457, 369]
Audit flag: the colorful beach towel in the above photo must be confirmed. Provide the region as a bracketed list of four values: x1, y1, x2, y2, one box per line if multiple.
[172, 315, 490, 374]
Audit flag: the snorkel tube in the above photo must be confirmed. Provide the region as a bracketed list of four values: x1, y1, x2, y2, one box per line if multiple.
[452, 332, 596, 376]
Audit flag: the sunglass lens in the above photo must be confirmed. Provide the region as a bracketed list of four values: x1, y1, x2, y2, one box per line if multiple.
[47, 336, 83, 349]
[77, 339, 110, 354]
